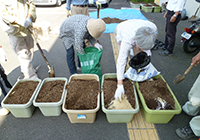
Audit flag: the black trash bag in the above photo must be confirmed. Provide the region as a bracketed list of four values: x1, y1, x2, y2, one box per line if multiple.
[129, 51, 151, 70]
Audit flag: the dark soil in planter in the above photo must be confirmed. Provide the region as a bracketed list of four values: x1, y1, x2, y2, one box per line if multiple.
[138, 78, 175, 110]
[102, 17, 126, 24]
[36, 80, 65, 102]
[65, 79, 99, 110]
[103, 78, 135, 109]
[4, 81, 39, 104]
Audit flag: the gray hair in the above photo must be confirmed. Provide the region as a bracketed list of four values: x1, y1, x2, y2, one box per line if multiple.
[135, 27, 157, 50]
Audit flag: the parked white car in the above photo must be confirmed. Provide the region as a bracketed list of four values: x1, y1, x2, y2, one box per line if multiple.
[89, 0, 112, 8]
[33, 0, 65, 6]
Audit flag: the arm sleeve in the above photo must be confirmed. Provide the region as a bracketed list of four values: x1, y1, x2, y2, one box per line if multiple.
[174, 0, 186, 12]
[117, 40, 132, 80]
[29, 1, 37, 22]
[66, 0, 71, 10]
[74, 29, 85, 54]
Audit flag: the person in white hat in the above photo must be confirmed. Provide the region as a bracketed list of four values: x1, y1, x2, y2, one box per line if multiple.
[114, 19, 157, 102]
[59, 14, 106, 75]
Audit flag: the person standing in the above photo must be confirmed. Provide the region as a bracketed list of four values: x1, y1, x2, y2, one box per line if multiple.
[114, 19, 157, 101]
[59, 15, 106, 75]
[0, 0, 38, 79]
[159, 0, 186, 56]
[175, 51, 200, 139]
[66, 0, 101, 17]
[0, 46, 12, 116]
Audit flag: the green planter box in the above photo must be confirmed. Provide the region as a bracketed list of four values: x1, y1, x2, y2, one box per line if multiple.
[135, 75, 182, 124]
[153, 5, 161, 13]
[101, 73, 139, 123]
[141, 5, 153, 13]
[33, 77, 68, 116]
[130, 2, 141, 9]
[2, 79, 42, 118]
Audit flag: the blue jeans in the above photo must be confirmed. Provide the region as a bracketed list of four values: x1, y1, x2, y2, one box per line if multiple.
[66, 45, 81, 75]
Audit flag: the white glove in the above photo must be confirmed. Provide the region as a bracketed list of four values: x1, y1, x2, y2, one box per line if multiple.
[96, 1, 102, 8]
[114, 85, 125, 102]
[94, 42, 103, 51]
[0, 47, 7, 63]
[18, 17, 32, 28]
[66, 10, 71, 18]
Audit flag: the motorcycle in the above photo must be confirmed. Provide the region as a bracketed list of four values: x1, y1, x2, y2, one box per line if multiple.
[181, 19, 200, 53]
[181, 0, 200, 53]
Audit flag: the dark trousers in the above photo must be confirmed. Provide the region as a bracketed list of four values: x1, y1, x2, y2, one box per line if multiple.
[165, 11, 181, 53]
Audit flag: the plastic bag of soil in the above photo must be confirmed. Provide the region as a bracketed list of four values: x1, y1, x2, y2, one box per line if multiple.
[77, 47, 103, 81]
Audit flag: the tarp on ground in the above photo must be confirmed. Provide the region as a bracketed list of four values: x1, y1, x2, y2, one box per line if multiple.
[89, 8, 148, 33]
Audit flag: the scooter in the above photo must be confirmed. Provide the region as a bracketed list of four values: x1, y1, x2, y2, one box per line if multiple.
[181, 0, 200, 53]
[181, 18, 200, 53]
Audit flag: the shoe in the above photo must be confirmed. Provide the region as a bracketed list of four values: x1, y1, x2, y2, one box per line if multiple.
[159, 50, 173, 56]
[159, 44, 166, 50]
[175, 126, 196, 139]
[0, 107, 10, 116]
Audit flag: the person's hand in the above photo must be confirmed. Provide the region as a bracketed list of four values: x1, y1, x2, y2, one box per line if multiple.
[170, 15, 176, 22]
[66, 10, 71, 18]
[191, 51, 200, 66]
[0, 47, 7, 63]
[94, 42, 103, 50]
[18, 17, 32, 28]
[164, 12, 167, 18]
[114, 85, 125, 102]
[96, 1, 102, 9]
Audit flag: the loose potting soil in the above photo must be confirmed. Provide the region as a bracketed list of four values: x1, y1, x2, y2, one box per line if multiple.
[36, 80, 65, 102]
[4, 81, 39, 104]
[138, 78, 175, 110]
[102, 17, 126, 24]
[65, 79, 99, 110]
[103, 78, 135, 110]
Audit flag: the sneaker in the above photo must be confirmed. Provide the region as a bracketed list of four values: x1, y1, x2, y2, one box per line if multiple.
[159, 50, 173, 56]
[175, 126, 196, 139]
[0, 107, 10, 116]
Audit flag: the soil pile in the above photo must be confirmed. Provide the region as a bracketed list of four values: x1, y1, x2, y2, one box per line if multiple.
[36, 80, 65, 102]
[65, 79, 99, 110]
[4, 81, 39, 104]
[102, 17, 126, 24]
[138, 78, 175, 110]
[103, 78, 135, 110]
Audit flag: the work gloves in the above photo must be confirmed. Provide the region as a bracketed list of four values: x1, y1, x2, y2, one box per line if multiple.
[94, 42, 103, 51]
[66, 10, 71, 18]
[114, 85, 125, 102]
[96, 1, 102, 8]
[18, 17, 32, 28]
[0, 47, 7, 63]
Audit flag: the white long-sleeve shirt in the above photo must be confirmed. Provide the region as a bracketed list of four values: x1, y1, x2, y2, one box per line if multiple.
[166, 0, 186, 12]
[116, 19, 157, 80]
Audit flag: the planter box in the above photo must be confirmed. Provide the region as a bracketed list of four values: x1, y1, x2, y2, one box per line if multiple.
[141, 5, 153, 13]
[33, 77, 68, 116]
[130, 2, 141, 9]
[135, 75, 182, 124]
[62, 74, 100, 123]
[101, 73, 139, 123]
[1, 79, 41, 118]
[153, 5, 161, 13]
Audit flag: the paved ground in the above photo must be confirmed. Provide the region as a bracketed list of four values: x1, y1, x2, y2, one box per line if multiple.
[0, 0, 200, 140]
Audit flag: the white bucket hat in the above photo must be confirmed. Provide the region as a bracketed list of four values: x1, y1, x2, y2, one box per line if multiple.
[87, 18, 106, 39]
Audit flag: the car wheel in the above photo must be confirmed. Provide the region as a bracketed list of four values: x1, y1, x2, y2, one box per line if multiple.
[56, 0, 62, 6]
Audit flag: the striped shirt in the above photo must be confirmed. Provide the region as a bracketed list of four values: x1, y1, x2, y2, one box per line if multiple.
[59, 15, 96, 54]
[116, 19, 157, 80]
